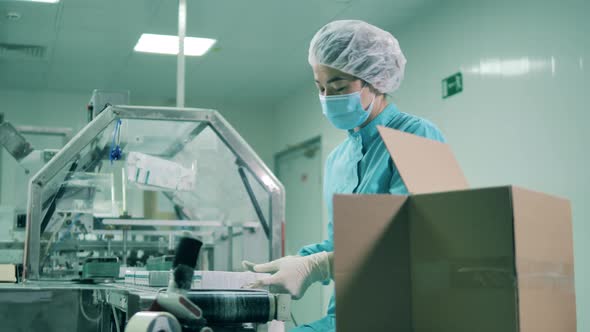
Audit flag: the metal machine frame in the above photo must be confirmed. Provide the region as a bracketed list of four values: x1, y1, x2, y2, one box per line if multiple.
[23, 105, 285, 281]
[15, 125, 73, 146]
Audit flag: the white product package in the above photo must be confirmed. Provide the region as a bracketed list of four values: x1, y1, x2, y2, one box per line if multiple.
[126, 152, 196, 191]
[194, 271, 270, 290]
[125, 270, 269, 290]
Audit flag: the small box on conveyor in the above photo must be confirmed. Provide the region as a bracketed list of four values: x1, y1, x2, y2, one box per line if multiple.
[82, 257, 120, 280]
[0, 264, 17, 283]
[146, 255, 174, 271]
[133, 270, 169, 287]
[124, 270, 135, 284]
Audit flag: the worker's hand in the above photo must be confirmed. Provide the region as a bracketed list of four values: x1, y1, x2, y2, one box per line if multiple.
[242, 252, 332, 300]
[242, 255, 297, 273]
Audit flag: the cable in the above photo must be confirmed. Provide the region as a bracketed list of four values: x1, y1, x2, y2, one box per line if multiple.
[291, 312, 298, 326]
[110, 119, 123, 164]
[111, 305, 122, 332]
[78, 291, 102, 323]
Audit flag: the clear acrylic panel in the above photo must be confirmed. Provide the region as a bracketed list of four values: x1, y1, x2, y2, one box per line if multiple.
[36, 116, 273, 280]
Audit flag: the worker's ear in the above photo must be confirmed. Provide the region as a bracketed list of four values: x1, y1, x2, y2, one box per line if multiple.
[363, 81, 383, 97]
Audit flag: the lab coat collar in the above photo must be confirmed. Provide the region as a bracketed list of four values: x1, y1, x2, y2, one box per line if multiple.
[348, 103, 400, 145]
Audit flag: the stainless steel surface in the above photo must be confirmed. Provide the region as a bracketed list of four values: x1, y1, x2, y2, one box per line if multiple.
[88, 90, 130, 120]
[48, 239, 207, 251]
[0, 280, 288, 331]
[0, 281, 113, 331]
[23, 181, 42, 280]
[0, 241, 25, 249]
[228, 225, 234, 272]
[0, 121, 34, 161]
[268, 292, 276, 322]
[275, 294, 291, 322]
[122, 229, 128, 266]
[113, 105, 215, 121]
[24, 108, 117, 280]
[91, 230, 215, 237]
[103, 219, 224, 227]
[15, 125, 73, 144]
[177, 0, 186, 108]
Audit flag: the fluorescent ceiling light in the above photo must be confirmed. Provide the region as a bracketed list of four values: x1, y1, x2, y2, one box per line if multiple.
[134, 33, 216, 56]
[465, 57, 551, 77]
[27, 0, 60, 3]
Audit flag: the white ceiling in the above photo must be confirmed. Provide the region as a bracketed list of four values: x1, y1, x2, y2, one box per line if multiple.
[0, 0, 435, 106]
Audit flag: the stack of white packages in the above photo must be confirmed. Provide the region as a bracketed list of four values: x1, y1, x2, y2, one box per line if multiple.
[124, 270, 270, 290]
[126, 152, 196, 191]
[193, 271, 270, 289]
[135, 271, 169, 287]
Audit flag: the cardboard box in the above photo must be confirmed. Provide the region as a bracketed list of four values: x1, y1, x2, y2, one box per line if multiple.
[333, 127, 576, 332]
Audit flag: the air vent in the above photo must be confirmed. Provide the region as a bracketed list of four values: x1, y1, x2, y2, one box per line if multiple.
[0, 43, 47, 60]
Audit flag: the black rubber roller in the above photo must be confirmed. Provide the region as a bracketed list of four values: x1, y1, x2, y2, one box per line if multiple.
[173, 237, 202, 269]
[172, 237, 203, 291]
[187, 290, 272, 324]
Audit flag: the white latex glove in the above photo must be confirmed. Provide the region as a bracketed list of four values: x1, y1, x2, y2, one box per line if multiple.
[242, 252, 332, 300]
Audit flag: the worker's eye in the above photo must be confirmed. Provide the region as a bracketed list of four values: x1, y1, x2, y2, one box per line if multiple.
[328, 82, 349, 93]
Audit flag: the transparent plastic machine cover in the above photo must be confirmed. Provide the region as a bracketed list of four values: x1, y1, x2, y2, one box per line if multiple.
[24, 106, 284, 280]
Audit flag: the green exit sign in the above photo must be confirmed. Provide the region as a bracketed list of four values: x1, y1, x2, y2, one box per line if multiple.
[442, 72, 463, 99]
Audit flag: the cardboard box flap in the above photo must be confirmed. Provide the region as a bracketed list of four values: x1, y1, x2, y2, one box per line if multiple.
[334, 194, 411, 332]
[333, 194, 408, 284]
[378, 126, 468, 194]
[510, 186, 576, 332]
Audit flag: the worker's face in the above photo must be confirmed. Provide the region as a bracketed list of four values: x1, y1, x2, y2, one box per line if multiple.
[313, 64, 375, 109]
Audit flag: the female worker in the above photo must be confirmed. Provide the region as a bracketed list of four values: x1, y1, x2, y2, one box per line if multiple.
[244, 20, 445, 331]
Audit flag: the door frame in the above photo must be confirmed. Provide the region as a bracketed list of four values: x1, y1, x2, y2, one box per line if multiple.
[274, 136, 322, 178]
